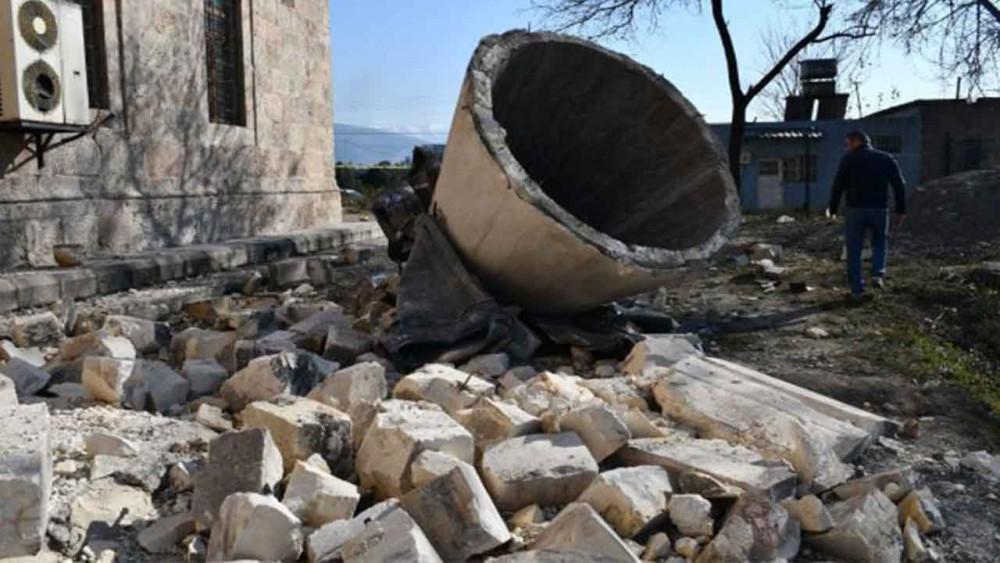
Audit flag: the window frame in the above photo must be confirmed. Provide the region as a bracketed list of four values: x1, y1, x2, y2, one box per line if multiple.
[80, 0, 110, 110]
[204, 0, 247, 126]
[782, 155, 818, 183]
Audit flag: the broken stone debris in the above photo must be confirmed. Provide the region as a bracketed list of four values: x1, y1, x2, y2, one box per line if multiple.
[1, 357, 51, 396]
[220, 351, 337, 412]
[182, 359, 229, 398]
[731, 494, 801, 561]
[207, 492, 303, 562]
[622, 334, 702, 375]
[453, 397, 541, 453]
[138, 512, 196, 554]
[0, 404, 51, 558]
[282, 460, 360, 527]
[192, 428, 284, 528]
[961, 450, 1000, 479]
[84, 432, 139, 458]
[480, 432, 598, 512]
[530, 503, 640, 562]
[0, 30, 916, 563]
[196, 403, 234, 432]
[810, 490, 903, 563]
[242, 395, 352, 476]
[653, 353, 867, 490]
[356, 399, 474, 499]
[322, 322, 374, 364]
[305, 499, 402, 562]
[410, 449, 475, 488]
[896, 488, 945, 534]
[103, 314, 172, 354]
[576, 466, 673, 538]
[559, 401, 632, 462]
[0, 339, 46, 366]
[667, 494, 715, 538]
[400, 464, 511, 561]
[0, 373, 16, 405]
[460, 352, 511, 378]
[394, 362, 495, 413]
[781, 494, 834, 532]
[615, 438, 799, 502]
[503, 370, 596, 416]
[307, 360, 387, 412]
[59, 330, 137, 364]
[338, 505, 443, 562]
[830, 466, 918, 500]
[13, 311, 63, 348]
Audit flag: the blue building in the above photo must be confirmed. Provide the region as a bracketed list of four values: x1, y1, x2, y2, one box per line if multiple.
[710, 114, 921, 211]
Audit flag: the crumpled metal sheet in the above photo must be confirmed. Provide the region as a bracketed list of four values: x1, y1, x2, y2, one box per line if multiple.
[526, 305, 641, 357]
[371, 186, 426, 263]
[381, 214, 540, 370]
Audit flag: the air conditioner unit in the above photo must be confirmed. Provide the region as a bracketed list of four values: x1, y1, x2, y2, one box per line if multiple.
[0, 0, 89, 127]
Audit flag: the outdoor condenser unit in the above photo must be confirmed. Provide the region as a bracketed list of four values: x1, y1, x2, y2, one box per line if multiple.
[0, 0, 89, 127]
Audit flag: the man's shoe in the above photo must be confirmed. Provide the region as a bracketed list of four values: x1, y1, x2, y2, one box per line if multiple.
[848, 292, 866, 303]
[872, 277, 885, 290]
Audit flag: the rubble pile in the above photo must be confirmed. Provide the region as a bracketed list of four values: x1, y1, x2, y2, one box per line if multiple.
[0, 30, 982, 563]
[0, 283, 965, 562]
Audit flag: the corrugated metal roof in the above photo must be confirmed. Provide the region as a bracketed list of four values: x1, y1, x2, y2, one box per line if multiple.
[746, 128, 824, 140]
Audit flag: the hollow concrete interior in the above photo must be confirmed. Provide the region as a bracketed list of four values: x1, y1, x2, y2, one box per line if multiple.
[491, 41, 730, 251]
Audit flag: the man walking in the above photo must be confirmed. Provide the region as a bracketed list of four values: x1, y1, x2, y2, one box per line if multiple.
[827, 131, 907, 299]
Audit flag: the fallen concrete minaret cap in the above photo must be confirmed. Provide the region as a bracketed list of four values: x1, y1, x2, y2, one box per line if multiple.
[432, 30, 741, 314]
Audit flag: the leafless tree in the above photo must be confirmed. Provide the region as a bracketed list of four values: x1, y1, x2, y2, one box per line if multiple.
[755, 27, 805, 121]
[837, 0, 1000, 98]
[754, 18, 865, 120]
[532, 0, 866, 191]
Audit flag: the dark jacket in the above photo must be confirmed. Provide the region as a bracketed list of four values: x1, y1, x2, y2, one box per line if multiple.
[828, 145, 907, 214]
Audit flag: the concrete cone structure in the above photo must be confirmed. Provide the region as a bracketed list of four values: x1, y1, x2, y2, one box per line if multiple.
[432, 31, 741, 314]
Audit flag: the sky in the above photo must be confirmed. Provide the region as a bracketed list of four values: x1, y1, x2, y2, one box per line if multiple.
[329, 0, 955, 139]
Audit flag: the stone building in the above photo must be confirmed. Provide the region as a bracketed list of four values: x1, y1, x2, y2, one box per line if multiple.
[0, 0, 339, 270]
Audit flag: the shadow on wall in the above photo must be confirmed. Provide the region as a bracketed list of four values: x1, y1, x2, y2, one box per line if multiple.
[0, 8, 306, 264]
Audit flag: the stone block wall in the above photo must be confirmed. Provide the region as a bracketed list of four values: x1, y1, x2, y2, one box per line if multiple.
[0, 0, 340, 270]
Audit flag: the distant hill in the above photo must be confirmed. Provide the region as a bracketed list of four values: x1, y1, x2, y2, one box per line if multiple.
[334, 124, 445, 165]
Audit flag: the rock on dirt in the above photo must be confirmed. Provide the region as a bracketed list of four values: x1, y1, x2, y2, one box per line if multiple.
[810, 490, 903, 562]
[479, 432, 598, 512]
[192, 428, 284, 528]
[0, 404, 51, 558]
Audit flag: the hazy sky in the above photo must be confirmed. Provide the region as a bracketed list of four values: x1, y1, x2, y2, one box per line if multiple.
[329, 0, 954, 137]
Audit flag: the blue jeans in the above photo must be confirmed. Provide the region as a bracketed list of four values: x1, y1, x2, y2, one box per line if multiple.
[845, 208, 889, 295]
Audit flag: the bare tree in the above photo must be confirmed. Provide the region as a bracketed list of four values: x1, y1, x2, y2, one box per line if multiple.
[838, 0, 1000, 97]
[532, 0, 864, 191]
[755, 27, 805, 121]
[754, 17, 864, 121]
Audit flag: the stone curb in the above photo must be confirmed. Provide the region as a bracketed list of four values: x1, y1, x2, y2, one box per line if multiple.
[0, 222, 385, 313]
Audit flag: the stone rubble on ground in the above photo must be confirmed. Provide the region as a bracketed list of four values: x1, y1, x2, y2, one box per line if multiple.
[0, 372, 17, 405]
[0, 286, 943, 563]
[2, 357, 51, 396]
[577, 466, 673, 538]
[0, 404, 52, 558]
[480, 432, 599, 512]
[282, 460, 360, 527]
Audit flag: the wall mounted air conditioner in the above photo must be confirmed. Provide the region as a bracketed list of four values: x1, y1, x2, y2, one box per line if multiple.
[0, 0, 90, 127]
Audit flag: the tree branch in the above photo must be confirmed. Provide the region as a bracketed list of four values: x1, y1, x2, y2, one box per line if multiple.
[710, 0, 744, 105]
[746, 4, 833, 101]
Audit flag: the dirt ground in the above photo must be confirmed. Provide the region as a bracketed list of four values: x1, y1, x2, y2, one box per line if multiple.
[655, 210, 1000, 561]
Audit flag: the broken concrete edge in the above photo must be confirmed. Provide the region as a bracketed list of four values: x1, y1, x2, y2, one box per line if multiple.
[0, 223, 386, 313]
[464, 30, 741, 271]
